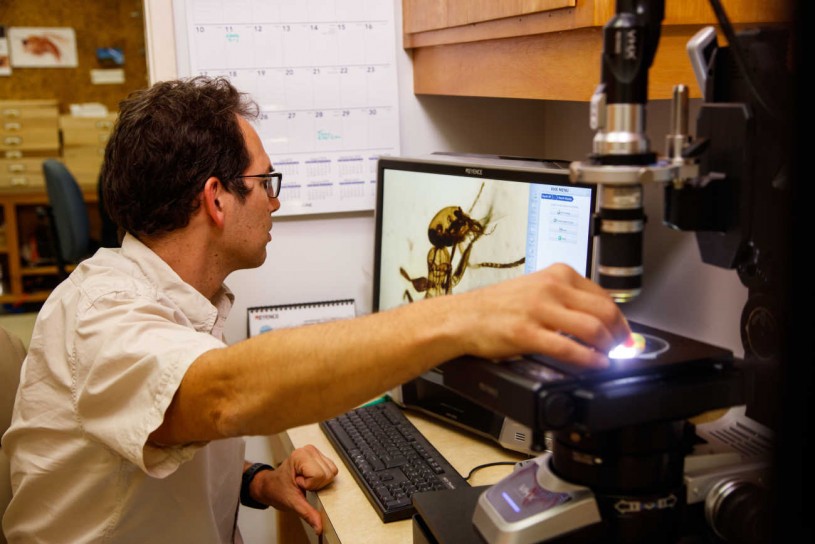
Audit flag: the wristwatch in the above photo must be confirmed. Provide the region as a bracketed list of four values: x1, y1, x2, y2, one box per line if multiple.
[240, 462, 274, 509]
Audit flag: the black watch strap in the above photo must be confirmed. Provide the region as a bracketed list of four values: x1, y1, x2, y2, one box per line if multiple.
[240, 462, 274, 510]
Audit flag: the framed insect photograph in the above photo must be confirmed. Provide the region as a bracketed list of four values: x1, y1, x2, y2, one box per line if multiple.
[8, 27, 78, 68]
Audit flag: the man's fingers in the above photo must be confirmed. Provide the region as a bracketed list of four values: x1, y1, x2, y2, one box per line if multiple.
[293, 445, 338, 489]
[548, 276, 633, 349]
[527, 327, 610, 368]
[288, 490, 323, 535]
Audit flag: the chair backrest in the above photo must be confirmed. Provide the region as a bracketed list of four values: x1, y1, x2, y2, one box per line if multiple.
[42, 159, 91, 263]
[0, 326, 26, 543]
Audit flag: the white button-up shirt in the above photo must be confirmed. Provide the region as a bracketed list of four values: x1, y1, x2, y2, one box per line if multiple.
[2, 234, 246, 543]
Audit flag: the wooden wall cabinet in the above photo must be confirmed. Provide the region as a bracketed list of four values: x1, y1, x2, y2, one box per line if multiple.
[402, 0, 792, 101]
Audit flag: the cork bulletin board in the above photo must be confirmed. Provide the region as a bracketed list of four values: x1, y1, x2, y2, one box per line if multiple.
[0, 0, 148, 113]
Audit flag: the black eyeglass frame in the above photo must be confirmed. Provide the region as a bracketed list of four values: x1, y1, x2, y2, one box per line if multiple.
[237, 171, 283, 198]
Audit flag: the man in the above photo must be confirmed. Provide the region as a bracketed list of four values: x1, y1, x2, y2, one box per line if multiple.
[2, 77, 630, 543]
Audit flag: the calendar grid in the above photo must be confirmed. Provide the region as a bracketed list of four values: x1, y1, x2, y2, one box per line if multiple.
[176, 0, 401, 216]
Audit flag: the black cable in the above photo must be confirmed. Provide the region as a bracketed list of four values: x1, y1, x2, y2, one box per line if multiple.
[465, 461, 518, 481]
[707, 0, 784, 122]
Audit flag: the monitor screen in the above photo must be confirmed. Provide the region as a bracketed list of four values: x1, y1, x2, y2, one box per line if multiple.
[374, 154, 596, 312]
[372, 153, 598, 454]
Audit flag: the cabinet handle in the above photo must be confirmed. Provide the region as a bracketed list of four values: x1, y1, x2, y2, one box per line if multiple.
[4, 150, 22, 159]
[1, 109, 21, 118]
[3, 136, 22, 146]
[96, 120, 113, 129]
[8, 163, 26, 173]
[10, 176, 30, 186]
[3, 122, 21, 131]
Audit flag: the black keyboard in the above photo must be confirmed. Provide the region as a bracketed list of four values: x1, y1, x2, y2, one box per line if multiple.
[319, 399, 470, 522]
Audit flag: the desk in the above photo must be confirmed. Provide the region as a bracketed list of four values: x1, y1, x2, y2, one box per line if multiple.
[269, 410, 530, 544]
[0, 188, 99, 304]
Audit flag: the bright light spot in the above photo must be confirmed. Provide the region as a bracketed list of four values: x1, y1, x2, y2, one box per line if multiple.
[609, 332, 646, 359]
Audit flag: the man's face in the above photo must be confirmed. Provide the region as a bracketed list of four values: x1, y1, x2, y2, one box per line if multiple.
[226, 116, 280, 270]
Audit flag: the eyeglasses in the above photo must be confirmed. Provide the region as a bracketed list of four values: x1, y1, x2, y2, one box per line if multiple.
[237, 170, 283, 198]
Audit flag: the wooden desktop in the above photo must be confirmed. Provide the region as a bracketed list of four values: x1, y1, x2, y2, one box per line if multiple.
[269, 409, 530, 544]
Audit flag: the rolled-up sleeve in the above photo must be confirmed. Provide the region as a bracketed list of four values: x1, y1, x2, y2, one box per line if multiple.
[73, 290, 226, 477]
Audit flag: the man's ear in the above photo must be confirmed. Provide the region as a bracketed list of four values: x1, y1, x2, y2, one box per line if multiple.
[202, 176, 226, 228]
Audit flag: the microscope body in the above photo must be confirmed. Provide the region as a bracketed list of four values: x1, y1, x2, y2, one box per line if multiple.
[469, 0, 792, 542]
[571, 0, 792, 429]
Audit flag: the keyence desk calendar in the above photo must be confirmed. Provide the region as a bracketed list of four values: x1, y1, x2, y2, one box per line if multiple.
[247, 299, 356, 337]
[173, 0, 401, 216]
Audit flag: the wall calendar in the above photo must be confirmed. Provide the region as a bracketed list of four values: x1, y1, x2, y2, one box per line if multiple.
[172, 0, 400, 216]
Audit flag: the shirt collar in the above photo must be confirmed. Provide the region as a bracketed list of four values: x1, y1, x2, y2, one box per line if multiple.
[120, 233, 234, 336]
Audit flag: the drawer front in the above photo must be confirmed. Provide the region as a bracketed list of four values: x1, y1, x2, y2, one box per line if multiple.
[0, 156, 48, 189]
[0, 105, 59, 122]
[1, 116, 59, 134]
[1, 157, 46, 176]
[60, 114, 117, 147]
[0, 129, 60, 152]
[62, 146, 106, 162]
[62, 130, 112, 147]
[3, 148, 60, 159]
[59, 114, 117, 132]
[63, 146, 105, 188]
[0, 172, 46, 190]
[64, 155, 104, 177]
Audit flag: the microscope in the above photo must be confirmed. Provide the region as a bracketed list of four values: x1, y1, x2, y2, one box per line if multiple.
[416, 1, 793, 543]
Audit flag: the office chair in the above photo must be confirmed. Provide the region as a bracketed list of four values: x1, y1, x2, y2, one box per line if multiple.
[42, 159, 99, 279]
[0, 326, 26, 544]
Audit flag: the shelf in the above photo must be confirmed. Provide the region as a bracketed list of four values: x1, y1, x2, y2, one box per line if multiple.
[1, 187, 97, 302]
[0, 188, 97, 204]
[20, 265, 72, 276]
[19, 264, 76, 276]
[0, 290, 50, 304]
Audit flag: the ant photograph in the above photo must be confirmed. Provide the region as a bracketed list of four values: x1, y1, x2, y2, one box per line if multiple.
[378, 172, 530, 310]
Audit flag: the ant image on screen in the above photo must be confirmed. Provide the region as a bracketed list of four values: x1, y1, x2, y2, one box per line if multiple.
[400, 182, 525, 302]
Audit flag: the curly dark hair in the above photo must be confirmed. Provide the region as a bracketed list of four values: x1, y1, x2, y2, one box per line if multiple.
[100, 76, 260, 237]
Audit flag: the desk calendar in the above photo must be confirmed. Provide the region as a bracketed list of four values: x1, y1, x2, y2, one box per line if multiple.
[247, 299, 356, 337]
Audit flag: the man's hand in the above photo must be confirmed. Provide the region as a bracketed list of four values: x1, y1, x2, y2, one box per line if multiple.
[459, 263, 632, 368]
[250, 445, 338, 534]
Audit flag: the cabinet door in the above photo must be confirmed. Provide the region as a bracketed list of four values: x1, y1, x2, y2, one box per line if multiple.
[404, 0, 575, 33]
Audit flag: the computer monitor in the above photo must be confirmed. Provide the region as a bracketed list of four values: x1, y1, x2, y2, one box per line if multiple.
[373, 153, 597, 454]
